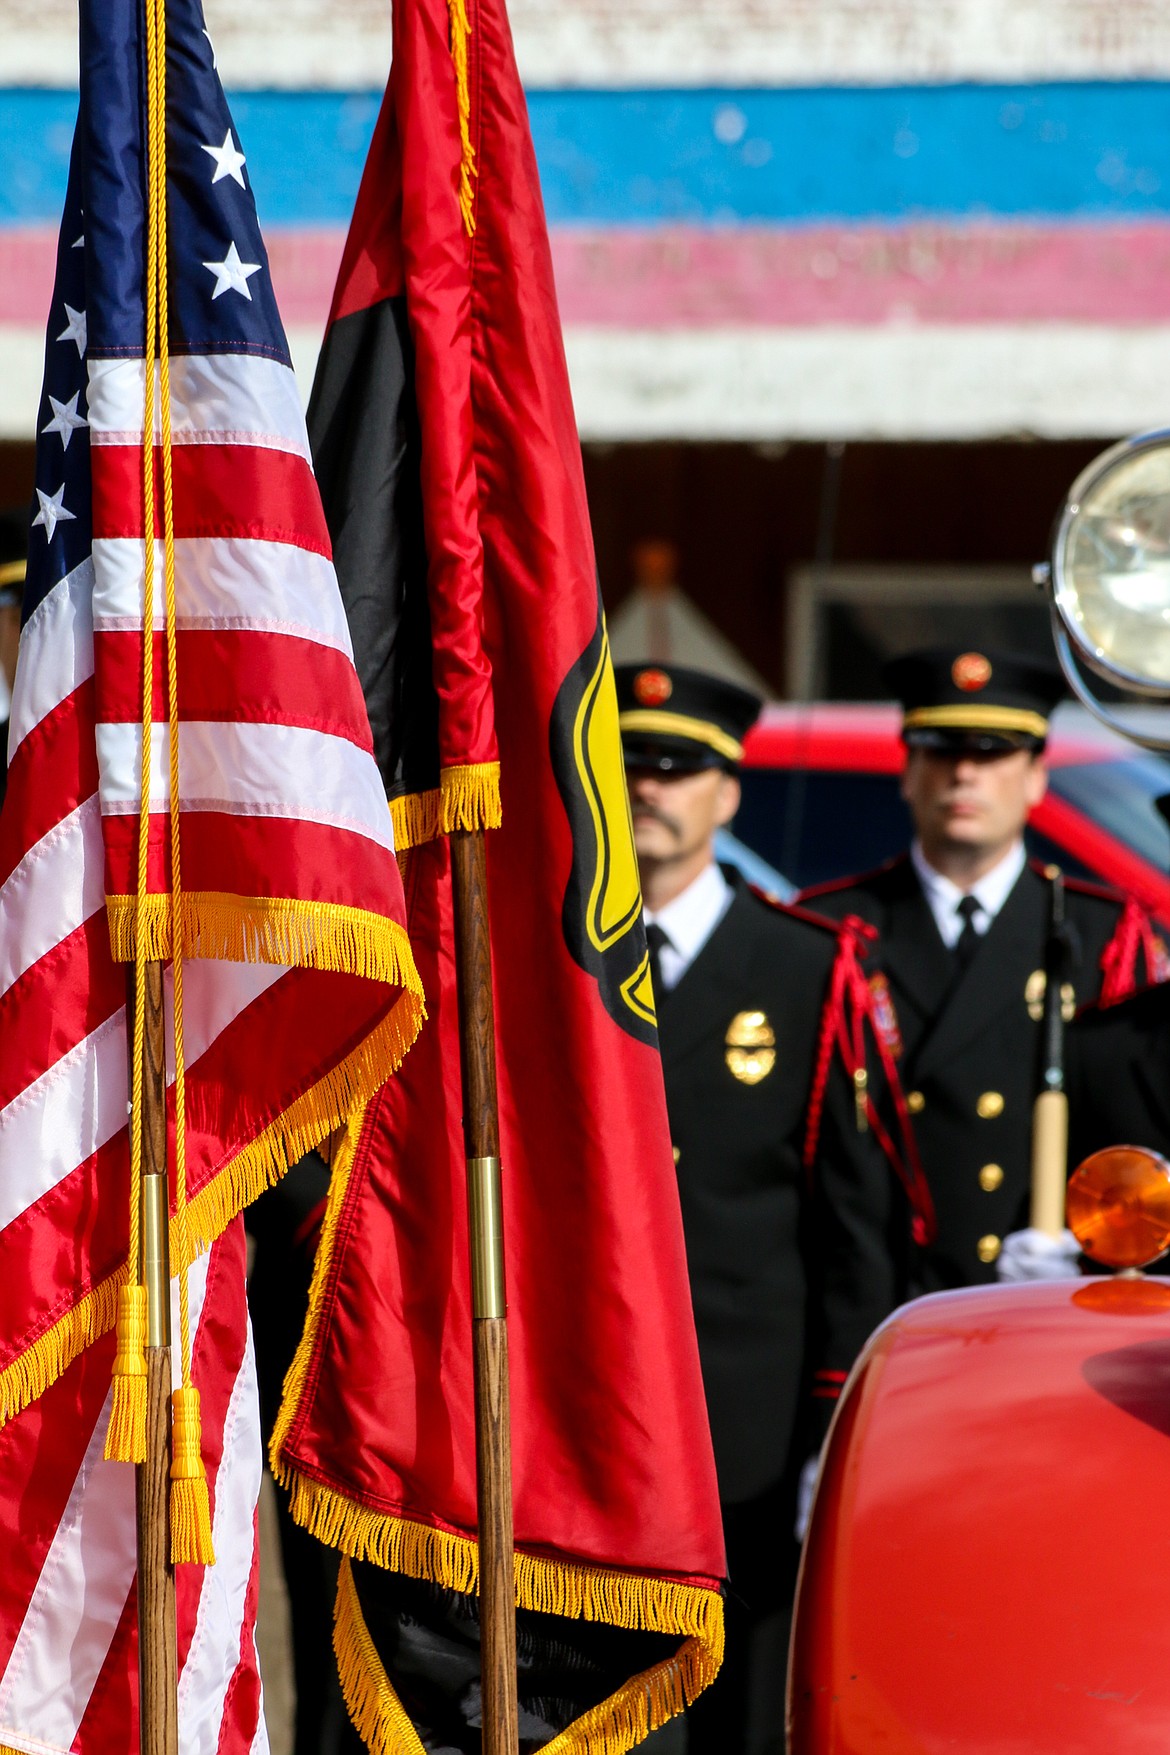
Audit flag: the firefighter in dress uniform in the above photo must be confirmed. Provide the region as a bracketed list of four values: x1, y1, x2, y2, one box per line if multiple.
[617, 663, 915, 1755]
[801, 647, 1159, 1293]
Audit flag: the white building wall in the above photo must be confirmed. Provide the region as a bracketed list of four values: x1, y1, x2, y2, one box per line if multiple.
[4, 0, 1170, 89]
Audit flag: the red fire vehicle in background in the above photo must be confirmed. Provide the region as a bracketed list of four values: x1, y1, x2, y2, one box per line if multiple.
[730, 701, 1170, 919]
[787, 1145, 1170, 1753]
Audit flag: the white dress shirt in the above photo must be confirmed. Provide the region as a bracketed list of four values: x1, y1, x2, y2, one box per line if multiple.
[910, 838, 1027, 948]
[643, 861, 733, 992]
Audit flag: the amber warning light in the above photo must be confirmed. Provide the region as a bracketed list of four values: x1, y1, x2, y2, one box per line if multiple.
[1067, 1147, 1170, 1270]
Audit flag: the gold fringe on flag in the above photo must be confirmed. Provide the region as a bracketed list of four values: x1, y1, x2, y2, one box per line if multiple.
[334, 1559, 427, 1755]
[182, 989, 424, 1259]
[271, 1110, 724, 1755]
[104, 895, 423, 989]
[298, 1481, 722, 1755]
[388, 762, 502, 853]
[328, 1541, 722, 1755]
[0, 1271, 123, 1425]
[0, 987, 424, 1436]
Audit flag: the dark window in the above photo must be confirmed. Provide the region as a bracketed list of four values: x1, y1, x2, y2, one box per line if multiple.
[1048, 758, 1170, 874]
[734, 770, 911, 890]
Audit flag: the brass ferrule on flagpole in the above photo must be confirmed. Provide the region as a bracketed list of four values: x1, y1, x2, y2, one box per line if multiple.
[142, 1173, 172, 1350]
[467, 1156, 505, 1319]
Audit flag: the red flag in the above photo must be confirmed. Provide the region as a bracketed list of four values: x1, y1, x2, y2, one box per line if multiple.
[271, 0, 726, 1741]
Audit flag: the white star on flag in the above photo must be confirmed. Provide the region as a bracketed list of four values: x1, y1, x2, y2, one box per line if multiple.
[203, 241, 262, 301]
[201, 130, 247, 187]
[32, 484, 77, 543]
[57, 304, 87, 356]
[41, 391, 88, 451]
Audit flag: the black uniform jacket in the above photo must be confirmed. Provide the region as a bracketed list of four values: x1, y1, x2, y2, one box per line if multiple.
[655, 872, 899, 1506]
[1067, 984, 1170, 1167]
[802, 854, 1134, 1293]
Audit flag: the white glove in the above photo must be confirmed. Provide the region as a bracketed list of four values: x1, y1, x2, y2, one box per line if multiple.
[996, 1226, 1082, 1283]
[795, 1454, 819, 1543]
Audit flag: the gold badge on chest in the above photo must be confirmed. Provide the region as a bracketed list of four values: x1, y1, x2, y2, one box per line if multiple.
[725, 1010, 776, 1085]
[1025, 969, 1075, 1023]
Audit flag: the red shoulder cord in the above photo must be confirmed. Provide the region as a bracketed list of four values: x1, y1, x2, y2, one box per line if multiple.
[1099, 896, 1165, 1005]
[802, 915, 937, 1247]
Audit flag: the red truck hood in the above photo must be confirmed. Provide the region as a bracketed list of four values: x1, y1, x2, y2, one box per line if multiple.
[792, 1278, 1170, 1754]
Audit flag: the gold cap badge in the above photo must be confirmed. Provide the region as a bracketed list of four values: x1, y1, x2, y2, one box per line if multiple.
[633, 667, 672, 707]
[952, 652, 992, 692]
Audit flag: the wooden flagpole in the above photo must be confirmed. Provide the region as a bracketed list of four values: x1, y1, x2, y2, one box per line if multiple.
[1030, 872, 1070, 1237]
[449, 827, 519, 1754]
[131, 962, 179, 1755]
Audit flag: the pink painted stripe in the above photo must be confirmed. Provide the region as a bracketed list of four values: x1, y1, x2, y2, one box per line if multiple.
[5, 221, 1170, 329]
[550, 223, 1170, 326]
[0, 231, 57, 324]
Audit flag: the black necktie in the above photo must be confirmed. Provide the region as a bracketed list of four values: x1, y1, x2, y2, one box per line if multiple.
[645, 922, 670, 997]
[954, 894, 981, 971]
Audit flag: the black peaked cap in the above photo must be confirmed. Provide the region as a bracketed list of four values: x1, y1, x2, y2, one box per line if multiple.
[885, 646, 1065, 752]
[615, 662, 762, 772]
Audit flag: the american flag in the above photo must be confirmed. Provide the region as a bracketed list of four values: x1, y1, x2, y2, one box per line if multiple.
[0, 0, 422, 1745]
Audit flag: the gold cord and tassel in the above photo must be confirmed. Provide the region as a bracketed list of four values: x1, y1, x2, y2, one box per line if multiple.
[103, 0, 163, 1471]
[446, 0, 477, 235]
[105, 1284, 148, 1463]
[148, 0, 213, 1567]
[106, 0, 214, 1565]
[170, 1384, 213, 1562]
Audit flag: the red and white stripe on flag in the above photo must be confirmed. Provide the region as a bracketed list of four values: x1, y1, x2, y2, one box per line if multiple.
[0, 337, 422, 1427]
[0, 1225, 267, 1755]
[86, 352, 403, 938]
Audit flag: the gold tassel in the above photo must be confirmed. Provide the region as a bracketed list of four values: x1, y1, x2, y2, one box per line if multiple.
[104, 1284, 148, 1463]
[170, 1385, 215, 1565]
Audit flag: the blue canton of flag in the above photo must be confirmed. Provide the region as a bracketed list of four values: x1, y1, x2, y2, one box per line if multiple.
[25, 145, 91, 626]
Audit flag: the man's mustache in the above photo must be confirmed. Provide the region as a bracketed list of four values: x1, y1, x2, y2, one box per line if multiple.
[632, 802, 682, 836]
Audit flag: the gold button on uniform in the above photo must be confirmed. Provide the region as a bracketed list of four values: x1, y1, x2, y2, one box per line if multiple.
[979, 1163, 1004, 1192]
[907, 1090, 926, 1114]
[672, 1145, 681, 1164]
[976, 1091, 1004, 1119]
[977, 1234, 1002, 1264]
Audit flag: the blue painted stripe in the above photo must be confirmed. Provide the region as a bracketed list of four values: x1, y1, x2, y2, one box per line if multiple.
[531, 84, 1170, 224]
[3, 83, 1170, 227]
